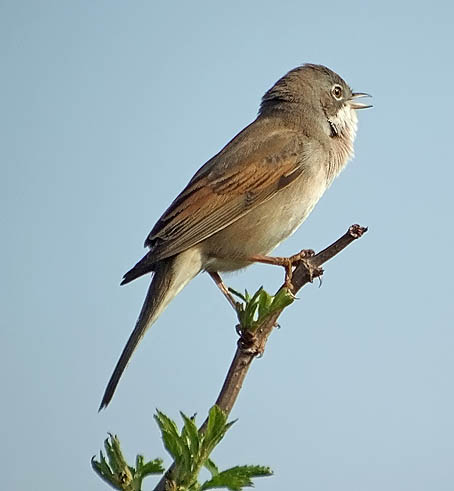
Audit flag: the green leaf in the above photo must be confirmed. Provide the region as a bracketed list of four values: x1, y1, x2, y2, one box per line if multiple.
[204, 458, 219, 477]
[270, 287, 295, 311]
[230, 283, 296, 332]
[92, 452, 120, 489]
[257, 289, 273, 318]
[134, 458, 165, 489]
[228, 287, 247, 302]
[99, 450, 113, 477]
[244, 289, 251, 302]
[155, 410, 181, 438]
[136, 455, 165, 475]
[203, 406, 237, 458]
[92, 436, 133, 490]
[181, 412, 200, 458]
[93, 434, 164, 491]
[107, 435, 133, 486]
[155, 412, 198, 482]
[204, 406, 227, 450]
[155, 410, 187, 463]
[200, 465, 273, 490]
[104, 435, 122, 474]
[178, 436, 194, 477]
[161, 429, 183, 462]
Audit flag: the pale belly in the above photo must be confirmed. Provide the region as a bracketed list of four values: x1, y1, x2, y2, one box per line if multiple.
[202, 169, 327, 272]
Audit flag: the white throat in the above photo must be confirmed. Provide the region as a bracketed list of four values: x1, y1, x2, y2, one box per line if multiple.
[326, 104, 358, 184]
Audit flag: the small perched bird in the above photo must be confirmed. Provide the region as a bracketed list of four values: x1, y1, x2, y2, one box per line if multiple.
[99, 64, 371, 410]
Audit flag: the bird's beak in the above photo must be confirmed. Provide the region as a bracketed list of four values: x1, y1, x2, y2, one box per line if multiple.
[349, 92, 373, 110]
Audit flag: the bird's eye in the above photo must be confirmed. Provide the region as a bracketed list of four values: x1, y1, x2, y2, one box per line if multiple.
[331, 85, 343, 100]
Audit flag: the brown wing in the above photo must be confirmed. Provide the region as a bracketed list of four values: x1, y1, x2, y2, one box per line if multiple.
[145, 120, 309, 261]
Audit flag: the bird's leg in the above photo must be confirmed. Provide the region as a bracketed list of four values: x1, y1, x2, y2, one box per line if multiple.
[209, 272, 238, 311]
[246, 249, 316, 289]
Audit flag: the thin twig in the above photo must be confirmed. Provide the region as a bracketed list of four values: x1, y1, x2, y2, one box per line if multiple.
[153, 224, 367, 490]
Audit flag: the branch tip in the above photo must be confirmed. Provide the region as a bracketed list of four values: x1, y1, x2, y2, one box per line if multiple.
[348, 224, 368, 238]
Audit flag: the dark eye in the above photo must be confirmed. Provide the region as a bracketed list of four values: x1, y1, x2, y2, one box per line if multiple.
[331, 85, 343, 100]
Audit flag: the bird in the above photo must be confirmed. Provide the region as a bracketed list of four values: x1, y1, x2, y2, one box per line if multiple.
[99, 64, 371, 410]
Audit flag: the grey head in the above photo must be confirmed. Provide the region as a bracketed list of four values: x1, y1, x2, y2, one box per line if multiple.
[259, 63, 371, 140]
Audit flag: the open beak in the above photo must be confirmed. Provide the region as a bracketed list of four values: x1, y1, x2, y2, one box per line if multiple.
[349, 92, 373, 110]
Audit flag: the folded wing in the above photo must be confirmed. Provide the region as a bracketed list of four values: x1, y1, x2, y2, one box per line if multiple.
[145, 122, 310, 262]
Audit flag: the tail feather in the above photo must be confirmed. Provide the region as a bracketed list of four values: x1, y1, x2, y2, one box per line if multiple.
[99, 249, 202, 410]
[121, 251, 156, 285]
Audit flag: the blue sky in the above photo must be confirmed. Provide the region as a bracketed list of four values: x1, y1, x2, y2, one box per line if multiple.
[2, 1, 453, 490]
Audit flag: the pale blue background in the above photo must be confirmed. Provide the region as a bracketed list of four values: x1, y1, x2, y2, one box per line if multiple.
[2, 1, 453, 490]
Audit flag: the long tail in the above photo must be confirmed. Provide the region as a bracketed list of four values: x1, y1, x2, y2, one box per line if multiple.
[99, 249, 202, 410]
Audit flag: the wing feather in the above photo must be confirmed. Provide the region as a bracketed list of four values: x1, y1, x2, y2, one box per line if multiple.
[145, 121, 308, 261]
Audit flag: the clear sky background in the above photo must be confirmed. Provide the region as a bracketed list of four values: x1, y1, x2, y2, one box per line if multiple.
[2, 1, 453, 490]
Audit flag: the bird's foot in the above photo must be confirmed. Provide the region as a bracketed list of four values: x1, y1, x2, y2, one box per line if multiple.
[247, 249, 316, 290]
